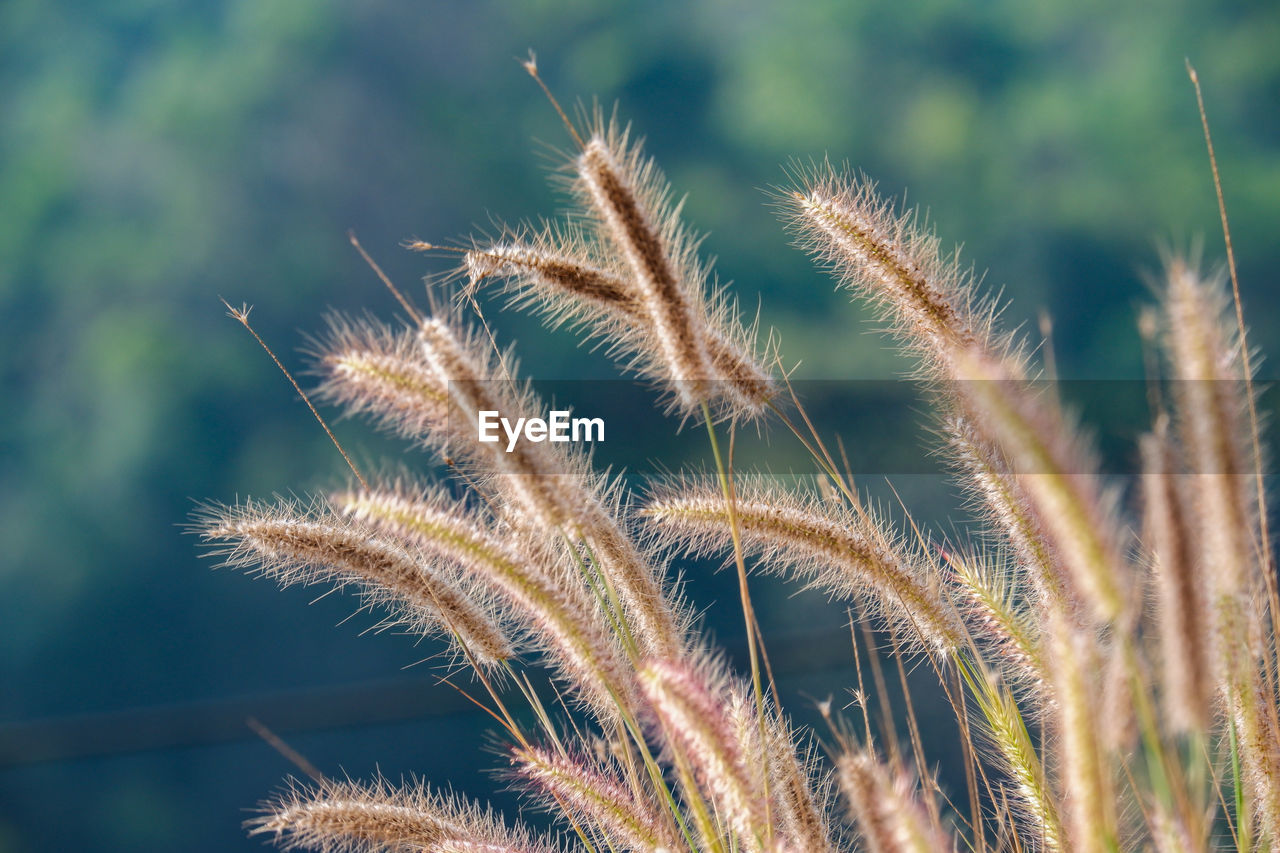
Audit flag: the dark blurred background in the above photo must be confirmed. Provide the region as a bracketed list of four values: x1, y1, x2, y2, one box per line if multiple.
[1, 1, 1278, 849]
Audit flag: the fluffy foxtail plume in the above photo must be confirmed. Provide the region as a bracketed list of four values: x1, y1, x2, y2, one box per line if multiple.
[512, 744, 685, 851]
[412, 315, 686, 660]
[949, 352, 1130, 625]
[568, 117, 772, 419]
[417, 316, 582, 531]
[313, 316, 448, 446]
[761, 712, 836, 852]
[250, 776, 558, 853]
[1164, 257, 1280, 838]
[640, 658, 772, 850]
[945, 416, 1066, 611]
[1165, 260, 1258, 599]
[965, 669, 1061, 850]
[575, 127, 713, 408]
[643, 476, 964, 654]
[782, 165, 988, 367]
[461, 225, 637, 328]
[1141, 417, 1212, 732]
[336, 483, 636, 719]
[947, 550, 1044, 690]
[1148, 801, 1202, 853]
[838, 749, 954, 853]
[314, 312, 565, 522]
[578, 511, 686, 660]
[1043, 611, 1116, 853]
[786, 165, 1130, 627]
[198, 499, 513, 665]
[462, 225, 774, 419]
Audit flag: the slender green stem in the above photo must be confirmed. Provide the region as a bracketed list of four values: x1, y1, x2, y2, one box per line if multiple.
[702, 402, 774, 845]
[1231, 714, 1253, 852]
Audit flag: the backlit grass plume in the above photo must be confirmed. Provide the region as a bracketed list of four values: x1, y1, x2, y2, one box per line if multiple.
[199, 498, 513, 666]
[643, 474, 965, 654]
[250, 776, 559, 853]
[458, 108, 776, 422]
[201, 62, 1280, 853]
[459, 221, 775, 419]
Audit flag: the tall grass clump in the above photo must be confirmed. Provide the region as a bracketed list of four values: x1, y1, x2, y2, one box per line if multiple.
[198, 58, 1279, 851]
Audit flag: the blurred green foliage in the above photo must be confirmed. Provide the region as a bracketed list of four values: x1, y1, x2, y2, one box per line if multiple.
[1, 0, 1276, 850]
